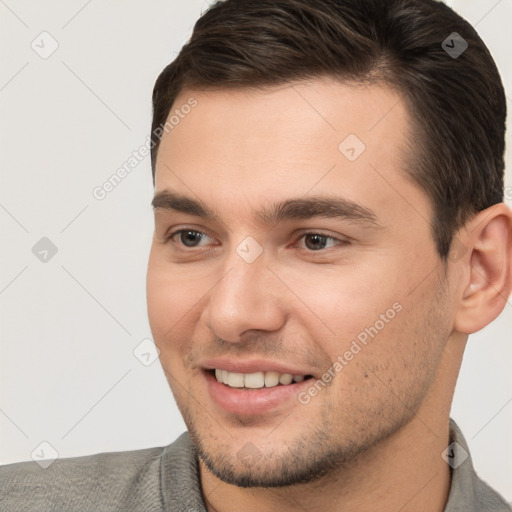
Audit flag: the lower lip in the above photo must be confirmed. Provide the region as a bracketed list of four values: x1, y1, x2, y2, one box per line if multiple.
[204, 370, 314, 415]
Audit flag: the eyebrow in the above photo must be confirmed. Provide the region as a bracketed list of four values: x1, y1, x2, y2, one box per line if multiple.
[151, 190, 384, 229]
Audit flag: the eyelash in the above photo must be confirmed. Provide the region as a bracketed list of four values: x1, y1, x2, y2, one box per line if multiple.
[165, 228, 347, 252]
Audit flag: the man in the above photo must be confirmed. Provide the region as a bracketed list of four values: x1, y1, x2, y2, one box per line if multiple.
[1, 0, 511, 510]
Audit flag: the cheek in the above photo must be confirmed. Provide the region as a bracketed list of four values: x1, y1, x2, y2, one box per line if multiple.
[280, 264, 419, 396]
[146, 248, 215, 360]
[147, 251, 191, 344]
[280, 264, 403, 343]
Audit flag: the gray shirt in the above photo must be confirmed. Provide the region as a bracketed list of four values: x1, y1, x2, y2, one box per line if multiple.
[1, 419, 510, 511]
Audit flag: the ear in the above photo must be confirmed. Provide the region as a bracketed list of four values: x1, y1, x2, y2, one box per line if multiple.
[453, 203, 512, 335]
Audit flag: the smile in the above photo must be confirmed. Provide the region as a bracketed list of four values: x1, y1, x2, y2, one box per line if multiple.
[213, 369, 310, 389]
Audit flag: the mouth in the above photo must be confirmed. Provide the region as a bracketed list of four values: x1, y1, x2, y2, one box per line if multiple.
[208, 368, 314, 389]
[202, 367, 316, 416]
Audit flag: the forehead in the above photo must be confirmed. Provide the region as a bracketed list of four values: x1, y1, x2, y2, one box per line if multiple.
[156, 78, 410, 172]
[153, 78, 427, 228]
[162, 77, 408, 136]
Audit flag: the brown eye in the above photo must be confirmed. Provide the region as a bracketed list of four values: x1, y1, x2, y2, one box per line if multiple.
[304, 234, 328, 250]
[301, 233, 341, 251]
[173, 230, 207, 247]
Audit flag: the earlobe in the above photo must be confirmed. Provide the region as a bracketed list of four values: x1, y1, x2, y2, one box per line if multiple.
[453, 203, 512, 335]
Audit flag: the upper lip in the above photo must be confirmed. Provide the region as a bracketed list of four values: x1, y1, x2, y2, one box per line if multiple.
[200, 358, 314, 377]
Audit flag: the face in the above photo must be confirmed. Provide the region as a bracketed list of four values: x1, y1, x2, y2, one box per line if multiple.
[146, 78, 454, 487]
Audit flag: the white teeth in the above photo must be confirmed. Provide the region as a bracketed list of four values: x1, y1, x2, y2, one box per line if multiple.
[264, 371, 280, 387]
[279, 373, 293, 385]
[213, 369, 307, 388]
[227, 372, 244, 388]
[244, 372, 265, 388]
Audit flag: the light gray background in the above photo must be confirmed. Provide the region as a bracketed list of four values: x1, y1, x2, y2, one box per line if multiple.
[1, 0, 511, 501]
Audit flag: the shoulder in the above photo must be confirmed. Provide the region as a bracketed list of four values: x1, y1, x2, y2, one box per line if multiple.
[446, 419, 511, 511]
[0, 434, 194, 512]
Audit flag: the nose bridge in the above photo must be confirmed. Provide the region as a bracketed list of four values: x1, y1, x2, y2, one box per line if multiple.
[203, 240, 285, 342]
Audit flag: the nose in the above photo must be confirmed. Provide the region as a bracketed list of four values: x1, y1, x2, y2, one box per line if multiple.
[201, 249, 286, 343]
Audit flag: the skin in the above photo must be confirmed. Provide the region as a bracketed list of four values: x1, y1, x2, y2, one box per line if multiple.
[146, 77, 512, 512]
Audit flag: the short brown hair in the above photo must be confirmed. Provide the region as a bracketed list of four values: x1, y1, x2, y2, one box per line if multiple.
[150, 0, 506, 260]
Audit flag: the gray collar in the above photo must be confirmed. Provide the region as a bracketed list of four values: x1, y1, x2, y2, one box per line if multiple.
[444, 418, 510, 511]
